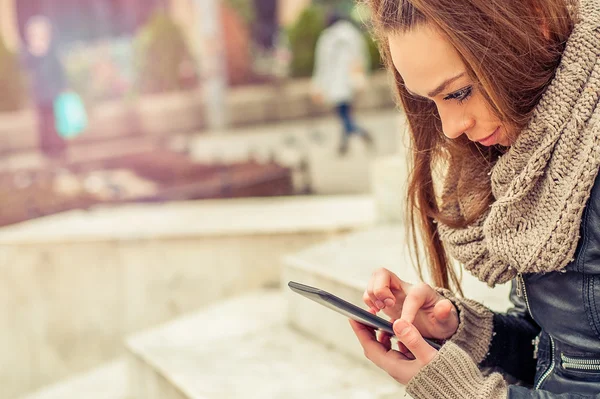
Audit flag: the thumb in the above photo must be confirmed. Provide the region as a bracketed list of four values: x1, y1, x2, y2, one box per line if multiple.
[393, 319, 437, 363]
[434, 299, 455, 321]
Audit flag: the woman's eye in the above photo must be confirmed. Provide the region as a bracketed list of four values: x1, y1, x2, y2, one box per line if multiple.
[444, 86, 473, 104]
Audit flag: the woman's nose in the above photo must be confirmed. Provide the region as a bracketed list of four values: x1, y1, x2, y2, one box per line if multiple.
[440, 110, 475, 140]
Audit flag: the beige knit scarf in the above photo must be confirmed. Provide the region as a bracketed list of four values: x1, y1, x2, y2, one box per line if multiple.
[438, 1, 600, 287]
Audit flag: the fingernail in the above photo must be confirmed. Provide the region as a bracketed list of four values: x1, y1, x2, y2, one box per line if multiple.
[375, 300, 384, 309]
[395, 320, 410, 336]
[384, 298, 394, 307]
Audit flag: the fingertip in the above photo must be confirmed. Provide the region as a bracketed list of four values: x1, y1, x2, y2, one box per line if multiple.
[434, 300, 451, 319]
[393, 319, 411, 337]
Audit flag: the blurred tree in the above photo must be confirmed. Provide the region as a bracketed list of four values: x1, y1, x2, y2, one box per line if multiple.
[225, 0, 255, 26]
[287, 5, 325, 77]
[134, 11, 195, 93]
[365, 33, 382, 71]
[314, 0, 353, 15]
[287, 4, 382, 77]
[0, 34, 26, 112]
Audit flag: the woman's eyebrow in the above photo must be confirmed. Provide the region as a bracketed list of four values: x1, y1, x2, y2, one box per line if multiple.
[405, 72, 467, 98]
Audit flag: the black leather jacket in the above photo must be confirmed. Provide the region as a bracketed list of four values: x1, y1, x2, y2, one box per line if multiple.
[481, 170, 600, 397]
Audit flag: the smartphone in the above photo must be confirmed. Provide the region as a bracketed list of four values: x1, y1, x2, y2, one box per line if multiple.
[288, 281, 441, 350]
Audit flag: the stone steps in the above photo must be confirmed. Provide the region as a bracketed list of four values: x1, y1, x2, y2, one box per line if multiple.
[19, 360, 129, 399]
[126, 290, 406, 399]
[1, 195, 376, 399]
[18, 218, 514, 399]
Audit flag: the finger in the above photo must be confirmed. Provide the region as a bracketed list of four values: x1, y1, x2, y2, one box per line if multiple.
[363, 290, 377, 311]
[367, 276, 384, 310]
[400, 283, 436, 324]
[434, 299, 457, 323]
[396, 340, 415, 359]
[349, 319, 390, 368]
[393, 319, 437, 363]
[433, 299, 459, 338]
[372, 268, 397, 307]
[378, 331, 392, 351]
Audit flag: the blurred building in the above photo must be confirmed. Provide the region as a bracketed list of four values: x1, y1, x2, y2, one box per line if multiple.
[0, 0, 313, 52]
[1, 0, 167, 48]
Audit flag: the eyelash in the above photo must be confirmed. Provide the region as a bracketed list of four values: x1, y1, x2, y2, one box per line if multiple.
[444, 86, 473, 105]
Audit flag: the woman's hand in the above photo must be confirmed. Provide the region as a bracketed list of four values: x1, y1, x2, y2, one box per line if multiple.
[363, 268, 459, 341]
[350, 316, 437, 385]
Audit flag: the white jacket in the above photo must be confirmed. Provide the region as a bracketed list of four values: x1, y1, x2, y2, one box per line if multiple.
[312, 20, 370, 104]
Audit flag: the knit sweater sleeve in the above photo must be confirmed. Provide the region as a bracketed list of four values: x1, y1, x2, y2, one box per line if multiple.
[406, 342, 600, 399]
[435, 287, 495, 363]
[407, 341, 508, 399]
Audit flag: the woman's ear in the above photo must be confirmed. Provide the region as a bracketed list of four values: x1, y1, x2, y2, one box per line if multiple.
[534, 3, 552, 40]
[541, 19, 551, 40]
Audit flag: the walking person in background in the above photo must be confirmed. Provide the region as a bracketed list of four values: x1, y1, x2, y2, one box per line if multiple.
[21, 15, 68, 166]
[311, 11, 374, 156]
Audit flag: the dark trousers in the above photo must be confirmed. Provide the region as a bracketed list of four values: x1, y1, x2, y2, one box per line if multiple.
[335, 102, 371, 147]
[336, 102, 360, 135]
[36, 103, 67, 159]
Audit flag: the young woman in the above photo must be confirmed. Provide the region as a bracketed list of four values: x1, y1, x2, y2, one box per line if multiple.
[349, 0, 600, 397]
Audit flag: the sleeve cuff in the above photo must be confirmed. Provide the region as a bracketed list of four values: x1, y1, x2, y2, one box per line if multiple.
[407, 341, 508, 399]
[436, 288, 495, 364]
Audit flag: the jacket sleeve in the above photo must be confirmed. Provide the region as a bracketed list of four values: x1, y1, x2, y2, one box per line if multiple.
[437, 279, 540, 384]
[508, 386, 600, 398]
[479, 280, 541, 384]
[406, 342, 600, 399]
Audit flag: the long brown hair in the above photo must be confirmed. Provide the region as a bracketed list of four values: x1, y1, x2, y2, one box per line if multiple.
[366, 0, 576, 293]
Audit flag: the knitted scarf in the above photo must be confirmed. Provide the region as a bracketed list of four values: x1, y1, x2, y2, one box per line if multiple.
[438, 1, 600, 287]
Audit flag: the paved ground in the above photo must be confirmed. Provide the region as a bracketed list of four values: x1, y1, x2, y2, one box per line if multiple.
[183, 108, 404, 163]
[183, 108, 407, 194]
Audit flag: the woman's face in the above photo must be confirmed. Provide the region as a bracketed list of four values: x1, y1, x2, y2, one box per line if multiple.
[388, 24, 513, 146]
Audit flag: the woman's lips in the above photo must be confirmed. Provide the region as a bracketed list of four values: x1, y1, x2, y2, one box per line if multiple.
[477, 127, 500, 146]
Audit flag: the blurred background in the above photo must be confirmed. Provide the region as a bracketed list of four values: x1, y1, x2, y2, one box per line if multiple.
[0, 1, 509, 398]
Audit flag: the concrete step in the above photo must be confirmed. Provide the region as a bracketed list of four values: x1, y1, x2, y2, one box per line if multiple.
[19, 360, 129, 399]
[0, 195, 376, 399]
[370, 156, 410, 224]
[306, 138, 375, 194]
[126, 290, 406, 399]
[283, 225, 513, 366]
